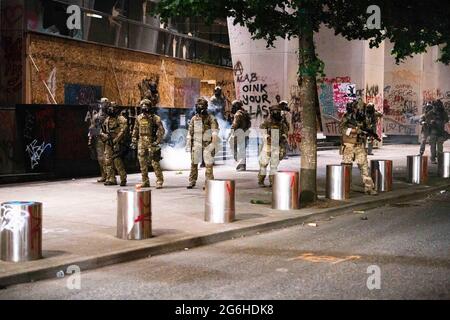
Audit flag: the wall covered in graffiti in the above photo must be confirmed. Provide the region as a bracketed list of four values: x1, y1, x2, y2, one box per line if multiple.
[317, 77, 356, 136]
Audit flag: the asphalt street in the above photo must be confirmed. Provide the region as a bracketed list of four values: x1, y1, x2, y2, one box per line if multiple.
[0, 188, 449, 300]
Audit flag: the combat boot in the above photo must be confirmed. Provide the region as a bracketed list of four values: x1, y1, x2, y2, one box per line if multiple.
[104, 180, 117, 186]
[120, 180, 127, 187]
[365, 189, 378, 196]
[269, 175, 274, 187]
[236, 164, 246, 171]
[187, 182, 196, 189]
[156, 183, 163, 189]
[258, 175, 265, 187]
[97, 177, 107, 183]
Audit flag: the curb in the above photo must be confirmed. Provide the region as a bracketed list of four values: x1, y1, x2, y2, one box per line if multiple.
[0, 182, 449, 288]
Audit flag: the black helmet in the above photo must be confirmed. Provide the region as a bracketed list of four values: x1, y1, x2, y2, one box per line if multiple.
[366, 102, 375, 114]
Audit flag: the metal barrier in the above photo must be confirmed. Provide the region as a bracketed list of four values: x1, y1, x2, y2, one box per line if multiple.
[205, 180, 235, 223]
[117, 188, 152, 240]
[326, 164, 352, 200]
[0, 201, 42, 262]
[438, 152, 450, 178]
[407, 155, 428, 184]
[272, 171, 300, 210]
[371, 160, 393, 192]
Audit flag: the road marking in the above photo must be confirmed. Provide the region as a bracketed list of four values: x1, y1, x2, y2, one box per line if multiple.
[288, 253, 361, 264]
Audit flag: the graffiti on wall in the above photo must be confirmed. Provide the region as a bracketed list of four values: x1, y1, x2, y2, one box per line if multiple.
[383, 84, 419, 135]
[233, 61, 272, 125]
[26, 140, 52, 170]
[318, 78, 356, 136]
[64, 84, 102, 105]
[174, 78, 200, 108]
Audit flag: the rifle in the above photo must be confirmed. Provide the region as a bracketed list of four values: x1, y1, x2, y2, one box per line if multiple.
[347, 118, 381, 142]
[361, 127, 382, 142]
[102, 121, 121, 157]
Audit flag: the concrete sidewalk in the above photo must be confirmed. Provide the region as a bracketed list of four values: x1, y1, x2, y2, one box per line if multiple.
[0, 144, 449, 287]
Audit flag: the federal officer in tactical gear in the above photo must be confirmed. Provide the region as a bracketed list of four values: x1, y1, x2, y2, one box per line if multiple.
[426, 100, 449, 163]
[419, 102, 433, 156]
[88, 97, 109, 182]
[186, 97, 220, 189]
[365, 102, 382, 155]
[131, 99, 165, 189]
[229, 99, 251, 171]
[340, 102, 378, 195]
[100, 102, 128, 186]
[258, 104, 289, 187]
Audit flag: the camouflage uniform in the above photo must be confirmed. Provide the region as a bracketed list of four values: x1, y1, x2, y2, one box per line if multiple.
[340, 112, 376, 194]
[419, 104, 433, 156]
[187, 99, 220, 188]
[132, 111, 165, 188]
[88, 105, 107, 182]
[365, 104, 382, 155]
[230, 101, 251, 171]
[258, 106, 289, 186]
[426, 102, 449, 163]
[101, 106, 128, 186]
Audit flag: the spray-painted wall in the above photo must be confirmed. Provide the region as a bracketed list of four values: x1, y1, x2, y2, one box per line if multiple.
[227, 18, 301, 152]
[383, 42, 450, 135]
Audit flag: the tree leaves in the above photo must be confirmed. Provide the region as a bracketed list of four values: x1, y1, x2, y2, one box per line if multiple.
[153, 0, 449, 65]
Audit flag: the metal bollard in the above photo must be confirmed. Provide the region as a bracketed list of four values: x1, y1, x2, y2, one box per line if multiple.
[205, 180, 235, 223]
[438, 152, 450, 178]
[326, 164, 352, 200]
[371, 160, 393, 192]
[272, 171, 300, 210]
[117, 188, 152, 240]
[407, 155, 428, 184]
[0, 201, 42, 262]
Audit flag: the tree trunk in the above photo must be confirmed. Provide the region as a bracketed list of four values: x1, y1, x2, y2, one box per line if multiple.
[299, 27, 318, 204]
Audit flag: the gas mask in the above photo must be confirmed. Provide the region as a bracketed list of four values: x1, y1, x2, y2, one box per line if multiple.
[106, 106, 115, 116]
[196, 105, 208, 116]
[271, 110, 282, 122]
[366, 104, 375, 115]
[214, 87, 222, 97]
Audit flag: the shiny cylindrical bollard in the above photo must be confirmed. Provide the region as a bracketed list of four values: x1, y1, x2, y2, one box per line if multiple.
[272, 171, 300, 210]
[117, 188, 152, 240]
[205, 180, 235, 223]
[438, 152, 450, 178]
[326, 164, 352, 200]
[0, 201, 42, 262]
[371, 160, 393, 192]
[407, 155, 428, 184]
